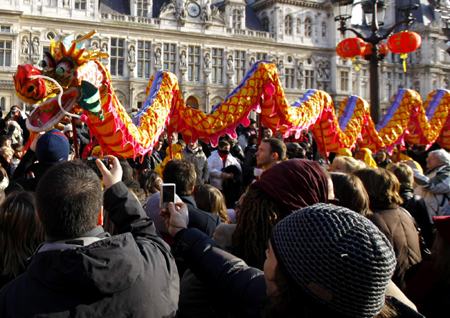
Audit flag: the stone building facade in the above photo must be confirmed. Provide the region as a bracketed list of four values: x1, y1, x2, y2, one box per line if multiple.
[0, 0, 447, 117]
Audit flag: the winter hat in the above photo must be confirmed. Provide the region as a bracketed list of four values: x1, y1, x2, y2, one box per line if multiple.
[63, 124, 73, 134]
[252, 159, 328, 213]
[35, 129, 70, 164]
[270, 203, 396, 318]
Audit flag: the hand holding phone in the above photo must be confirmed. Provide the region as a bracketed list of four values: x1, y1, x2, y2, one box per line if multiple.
[160, 183, 176, 208]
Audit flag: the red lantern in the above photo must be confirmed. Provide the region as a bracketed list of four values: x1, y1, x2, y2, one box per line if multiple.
[360, 42, 389, 61]
[387, 31, 421, 54]
[387, 31, 422, 72]
[336, 38, 365, 59]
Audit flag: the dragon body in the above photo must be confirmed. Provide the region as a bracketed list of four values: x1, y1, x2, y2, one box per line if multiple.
[12, 31, 450, 158]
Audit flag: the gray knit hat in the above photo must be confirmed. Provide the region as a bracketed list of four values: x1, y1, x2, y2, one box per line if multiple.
[270, 203, 396, 318]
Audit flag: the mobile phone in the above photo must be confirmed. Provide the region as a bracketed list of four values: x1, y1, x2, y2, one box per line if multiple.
[83, 157, 110, 178]
[160, 183, 176, 208]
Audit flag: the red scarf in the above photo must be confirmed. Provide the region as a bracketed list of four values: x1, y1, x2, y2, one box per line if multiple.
[218, 152, 228, 168]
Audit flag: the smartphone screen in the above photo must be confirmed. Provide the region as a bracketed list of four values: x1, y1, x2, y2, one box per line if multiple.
[163, 185, 175, 202]
[160, 184, 175, 207]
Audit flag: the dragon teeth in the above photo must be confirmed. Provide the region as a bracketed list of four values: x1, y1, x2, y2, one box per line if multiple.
[37, 119, 44, 128]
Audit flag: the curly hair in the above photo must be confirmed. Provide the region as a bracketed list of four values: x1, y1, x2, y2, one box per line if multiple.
[232, 186, 288, 270]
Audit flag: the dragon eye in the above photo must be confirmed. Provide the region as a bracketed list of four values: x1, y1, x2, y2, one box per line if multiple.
[41, 52, 56, 71]
[55, 58, 74, 78]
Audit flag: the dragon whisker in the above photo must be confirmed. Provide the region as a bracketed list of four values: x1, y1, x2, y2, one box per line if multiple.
[30, 75, 81, 119]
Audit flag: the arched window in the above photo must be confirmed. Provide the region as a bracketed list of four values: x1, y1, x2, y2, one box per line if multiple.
[186, 96, 199, 109]
[0, 97, 5, 111]
[262, 17, 270, 32]
[304, 17, 312, 37]
[321, 22, 327, 37]
[285, 15, 293, 35]
[232, 9, 242, 29]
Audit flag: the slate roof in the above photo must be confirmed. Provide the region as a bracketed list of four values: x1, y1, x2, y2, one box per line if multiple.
[98, 0, 265, 30]
[99, 0, 131, 15]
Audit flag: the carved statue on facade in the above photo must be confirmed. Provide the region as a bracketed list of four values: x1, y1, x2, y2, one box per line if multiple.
[227, 55, 234, 71]
[128, 46, 136, 63]
[21, 37, 29, 54]
[317, 63, 324, 79]
[101, 43, 108, 54]
[155, 49, 162, 65]
[180, 51, 187, 67]
[278, 60, 284, 76]
[175, 0, 187, 20]
[201, 0, 212, 22]
[32, 38, 39, 55]
[204, 53, 211, 68]
[297, 62, 304, 77]
[324, 63, 330, 80]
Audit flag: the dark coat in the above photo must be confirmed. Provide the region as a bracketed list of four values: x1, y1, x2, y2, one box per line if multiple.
[0, 182, 179, 317]
[136, 150, 163, 171]
[174, 228, 424, 318]
[369, 203, 422, 291]
[180, 195, 221, 238]
[75, 123, 90, 155]
[400, 187, 434, 249]
[404, 261, 450, 318]
[5, 148, 54, 195]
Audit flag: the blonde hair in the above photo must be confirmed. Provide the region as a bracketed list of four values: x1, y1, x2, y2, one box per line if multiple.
[0, 146, 14, 157]
[333, 156, 366, 173]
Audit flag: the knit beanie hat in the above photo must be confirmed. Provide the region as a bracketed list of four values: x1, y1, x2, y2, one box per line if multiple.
[270, 203, 396, 318]
[35, 129, 70, 164]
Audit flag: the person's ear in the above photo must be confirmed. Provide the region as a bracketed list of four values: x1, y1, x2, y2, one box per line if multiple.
[271, 152, 279, 160]
[97, 206, 104, 226]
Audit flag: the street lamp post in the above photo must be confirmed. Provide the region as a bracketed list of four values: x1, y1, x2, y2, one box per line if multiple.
[332, 0, 418, 124]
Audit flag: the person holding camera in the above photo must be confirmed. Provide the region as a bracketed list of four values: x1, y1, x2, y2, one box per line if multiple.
[0, 156, 179, 317]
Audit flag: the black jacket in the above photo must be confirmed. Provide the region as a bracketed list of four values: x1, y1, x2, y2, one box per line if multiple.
[180, 195, 221, 237]
[174, 228, 424, 318]
[400, 187, 434, 249]
[0, 182, 179, 317]
[135, 151, 163, 171]
[5, 148, 55, 195]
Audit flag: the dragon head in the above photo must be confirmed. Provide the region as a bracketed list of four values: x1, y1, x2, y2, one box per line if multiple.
[13, 31, 108, 132]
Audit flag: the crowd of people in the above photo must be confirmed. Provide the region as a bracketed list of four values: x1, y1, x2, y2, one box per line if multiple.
[0, 107, 449, 318]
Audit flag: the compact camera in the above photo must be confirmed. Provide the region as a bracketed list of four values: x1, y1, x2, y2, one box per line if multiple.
[83, 157, 110, 178]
